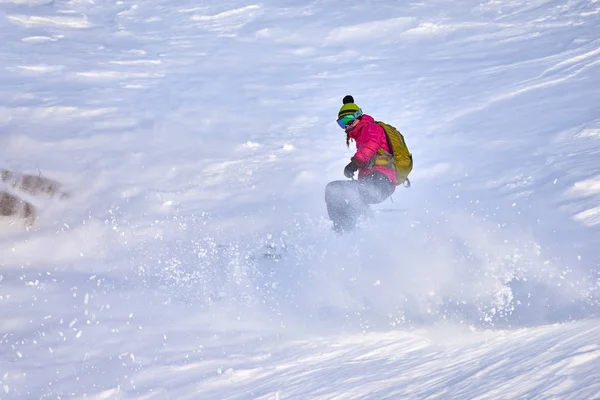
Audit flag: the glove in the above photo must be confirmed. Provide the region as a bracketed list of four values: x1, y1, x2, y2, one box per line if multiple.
[344, 161, 358, 179]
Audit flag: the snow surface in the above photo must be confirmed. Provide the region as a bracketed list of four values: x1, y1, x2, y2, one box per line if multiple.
[1, 0, 600, 398]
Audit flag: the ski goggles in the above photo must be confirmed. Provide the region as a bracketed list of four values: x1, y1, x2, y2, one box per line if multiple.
[336, 109, 363, 129]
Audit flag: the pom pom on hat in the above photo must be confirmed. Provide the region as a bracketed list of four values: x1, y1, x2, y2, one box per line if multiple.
[338, 95, 361, 118]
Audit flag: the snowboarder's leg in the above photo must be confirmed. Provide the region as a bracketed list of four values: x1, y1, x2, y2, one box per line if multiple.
[324, 180, 369, 232]
[357, 172, 395, 205]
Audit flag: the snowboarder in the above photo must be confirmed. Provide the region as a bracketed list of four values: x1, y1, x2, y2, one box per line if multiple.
[325, 95, 412, 233]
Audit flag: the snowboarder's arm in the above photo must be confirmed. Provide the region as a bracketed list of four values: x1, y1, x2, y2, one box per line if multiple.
[353, 124, 383, 165]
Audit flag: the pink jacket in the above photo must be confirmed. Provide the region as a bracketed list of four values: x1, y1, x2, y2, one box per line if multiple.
[348, 114, 397, 185]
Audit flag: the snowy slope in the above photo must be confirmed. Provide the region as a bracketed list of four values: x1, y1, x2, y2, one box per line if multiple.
[1, 0, 600, 398]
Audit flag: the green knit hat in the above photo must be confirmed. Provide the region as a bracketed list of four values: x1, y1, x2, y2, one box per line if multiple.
[338, 95, 362, 119]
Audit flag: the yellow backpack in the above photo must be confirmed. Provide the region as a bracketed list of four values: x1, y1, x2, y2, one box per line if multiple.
[372, 121, 413, 186]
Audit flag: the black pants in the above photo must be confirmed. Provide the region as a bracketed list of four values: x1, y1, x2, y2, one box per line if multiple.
[325, 171, 395, 232]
